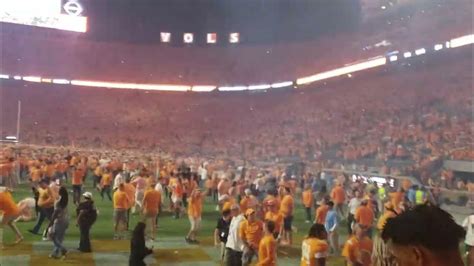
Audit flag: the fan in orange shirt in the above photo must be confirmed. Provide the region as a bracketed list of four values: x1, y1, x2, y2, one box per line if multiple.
[257, 220, 277, 266]
[280, 187, 294, 246]
[330, 182, 346, 218]
[354, 200, 374, 231]
[170, 178, 184, 219]
[186, 188, 203, 244]
[142, 182, 161, 240]
[240, 208, 264, 265]
[123, 181, 136, 230]
[264, 200, 283, 239]
[240, 189, 258, 215]
[113, 183, 130, 240]
[315, 200, 329, 225]
[302, 185, 313, 223]
[301, 223, 329, 266]
[100, 170, 113, 201]
[342, 224, 373, 266]
[0, 189, 23, 248]
[72, 166, 85, 205]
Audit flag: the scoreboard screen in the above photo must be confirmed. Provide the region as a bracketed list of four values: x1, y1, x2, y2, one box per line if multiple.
[0, 0, 87, 32]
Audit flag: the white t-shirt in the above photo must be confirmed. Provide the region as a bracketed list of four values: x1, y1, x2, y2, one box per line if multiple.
[462, 215, 474, 246]
[198, 167, 208, 181]
[226, 214, 245, 252]
[348, 198, 362, 215]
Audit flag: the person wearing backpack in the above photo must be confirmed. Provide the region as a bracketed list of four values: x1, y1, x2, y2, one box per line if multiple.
[76, 192, 97, 252]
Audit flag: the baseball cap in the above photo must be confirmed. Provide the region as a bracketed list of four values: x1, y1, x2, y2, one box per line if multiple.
[222, 202, 232, 212]
[83, 192, 93, 199]
[245, 208, 255, 216]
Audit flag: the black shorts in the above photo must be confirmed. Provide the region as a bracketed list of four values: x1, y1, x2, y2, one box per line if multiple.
[283, 215, 293, 231]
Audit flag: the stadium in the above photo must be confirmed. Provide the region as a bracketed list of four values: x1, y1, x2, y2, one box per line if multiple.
[0, 0, 473, 265]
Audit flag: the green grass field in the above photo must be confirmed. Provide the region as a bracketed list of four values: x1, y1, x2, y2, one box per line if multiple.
[1, 177, 349, 265]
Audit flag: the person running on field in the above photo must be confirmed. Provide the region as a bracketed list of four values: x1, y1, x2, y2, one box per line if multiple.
[314, 198, 329, 225]
[29, 179, 55, 240]
[100, 169, 113, 201]
[186, 188, 203, 244]
[330, 181, 345, 219]
[0, 188, 24, 249]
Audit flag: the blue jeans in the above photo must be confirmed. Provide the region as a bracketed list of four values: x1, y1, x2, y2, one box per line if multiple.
[51, 220, 69, 257]
[31, 207, 54, 235]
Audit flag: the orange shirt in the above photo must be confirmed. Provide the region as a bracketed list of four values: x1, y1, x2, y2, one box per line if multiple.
[30, 168, 42, 182]
[315, 205, 329, 225]
[263, 195, 280, 211]
[205, 178, 213, 189]
[143, 189, 161, 214]
[257, 234, 277, 266]
[355, 206, 374, 227]
[124, 183, 136, 208]
[56, 162, 68, 173]
[44, 164, 56, 177]
[172, 182, 184, 198]
[188, 193, 203, 218]
[113, 190, 130, 209]
[280, 195, 294, 217]
[239, 220, 264, 249]
[101, 173, 112, 187]
[342, 236, 373, 266]
[331, 186, 345, 204]
[0, 191, 20, 217]
[72, 168, 85, 185]
[302, 190, 313, 208]
[301, 238, 329, 266]
[264, 210, 283, 233]
[38, 187, 54, 208]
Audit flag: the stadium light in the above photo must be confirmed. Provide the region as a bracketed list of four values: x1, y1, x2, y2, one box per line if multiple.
[71, 80, 190, 91]
[450, 34, 474, 48]
[434, 44, 443, 51]
[403, 52, 412, 58]
[41, 78, 52, 83]
[218, 86, 247, 91]
[248, 84, 271, 90]
[0, 74, 9, 79]
[5, 136, 17, 140]
[414, 48, 426, 56]
[52, 79, 70, 84]
[192, 86, 216, 92]
[13, 76, 22, 80]
[271, 81, 293, 88]
[22, 76, 42, 82]
[296, 57, 387, 85]
[389, 55, 398, 62]
[445, 41, 451, 48]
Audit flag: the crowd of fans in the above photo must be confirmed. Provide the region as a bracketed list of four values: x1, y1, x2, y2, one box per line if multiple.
[0, 145, 472, 265]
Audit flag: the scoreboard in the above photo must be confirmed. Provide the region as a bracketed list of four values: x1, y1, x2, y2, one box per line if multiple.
[0, 0, 87, 32]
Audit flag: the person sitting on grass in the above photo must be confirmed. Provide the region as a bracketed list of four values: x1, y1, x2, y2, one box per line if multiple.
[0, 187, 24, 249]
[129, 222, 153, 266]
[186, 188, 203, 244]
[382, 204, 465, 266]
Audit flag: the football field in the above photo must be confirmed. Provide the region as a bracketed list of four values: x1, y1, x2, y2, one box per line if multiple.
[1, 180, 348, 266]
